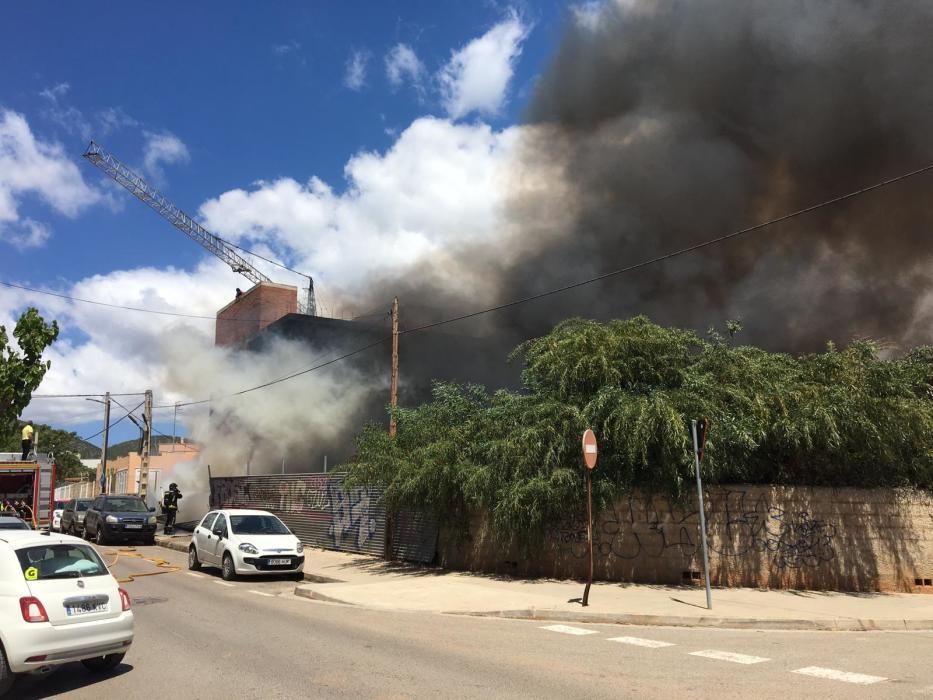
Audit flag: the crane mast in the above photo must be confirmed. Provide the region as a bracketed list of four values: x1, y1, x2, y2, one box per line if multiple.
[83, 141, 317, 315]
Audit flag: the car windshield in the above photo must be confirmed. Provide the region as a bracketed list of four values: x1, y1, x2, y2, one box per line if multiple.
[54, 502, 66, 510]
[0, 519, 29, 530]
[15, 543, 108, 580]
[230, 514, 290, 535]
[103, 498, 148, 512]
[76, 501, 90, 512]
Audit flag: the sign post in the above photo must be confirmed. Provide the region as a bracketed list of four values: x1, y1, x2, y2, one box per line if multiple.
[691, 418, 713, 610]
[581, 429, 598, 607]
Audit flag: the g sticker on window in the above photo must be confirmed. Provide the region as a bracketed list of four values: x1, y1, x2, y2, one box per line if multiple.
[25, 566, 38, 581]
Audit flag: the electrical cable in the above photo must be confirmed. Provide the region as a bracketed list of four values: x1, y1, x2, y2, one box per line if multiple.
[79, 400, 145, 442]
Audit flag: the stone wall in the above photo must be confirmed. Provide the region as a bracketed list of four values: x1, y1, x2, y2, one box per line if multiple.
[438, 485, 933, 593]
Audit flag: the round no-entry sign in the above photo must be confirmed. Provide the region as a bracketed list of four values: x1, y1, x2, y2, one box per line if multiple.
[582, 429, 598, 470]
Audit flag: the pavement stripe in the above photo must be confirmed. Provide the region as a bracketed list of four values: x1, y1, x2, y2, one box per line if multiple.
[540, 624, 598, 636]
[213, 581, 235, 588]
[249, 590, 274, 597]
[607, 636, 675, 649]
[689, 650, 769, 665]
[185, 573, 204, 579]
[792, 666, 887, 685]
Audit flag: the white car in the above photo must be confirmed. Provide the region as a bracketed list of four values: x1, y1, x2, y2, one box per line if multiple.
[0, 532, 133, 696]
[50, 502, 67, 533]
[188, 509, 305, 581]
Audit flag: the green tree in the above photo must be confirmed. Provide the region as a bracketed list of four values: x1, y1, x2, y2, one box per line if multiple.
[0, 423, 97, 483]
[0, 308, 59, 440]
[349, 316, 933, 540]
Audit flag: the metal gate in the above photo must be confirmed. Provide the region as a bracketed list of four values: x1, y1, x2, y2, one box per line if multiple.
[209, 472, 438, 562]
[209, 473, 386, 557]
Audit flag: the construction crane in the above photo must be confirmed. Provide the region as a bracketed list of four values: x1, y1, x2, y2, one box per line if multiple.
[82, 140, 316, 315]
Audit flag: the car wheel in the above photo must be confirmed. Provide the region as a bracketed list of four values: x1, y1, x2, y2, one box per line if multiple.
[0, 641, 16, 697]
[221, 553, 236, 581]
[188, 546, 201, 571]
[95, 526, 108, 546]
[81, 653, 125, 673]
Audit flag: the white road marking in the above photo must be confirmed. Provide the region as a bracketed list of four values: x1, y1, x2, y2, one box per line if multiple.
[540, 624, 598, 636]
[792, 666, 887, 685]
[249, 590, 274, 597]
[213, 581, 235, 588]
[185, 573, 204, 579]
[689, 650, 769, 665]
[608, 636, 675, 648]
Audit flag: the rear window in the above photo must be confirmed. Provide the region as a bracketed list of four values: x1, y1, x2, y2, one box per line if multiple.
[15, 544, 108, 580]
[76, 501, 90, 512]
[102, 498, 148, 512]
[0, 519, 29, 530]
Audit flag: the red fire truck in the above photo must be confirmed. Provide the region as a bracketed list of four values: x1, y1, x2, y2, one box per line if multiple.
[0, 452, 55, 527]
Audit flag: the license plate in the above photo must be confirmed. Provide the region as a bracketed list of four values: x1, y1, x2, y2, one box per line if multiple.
[125, 524, 142, 529]
[267, 558, 291, 566]
[66, 602, 108, 616]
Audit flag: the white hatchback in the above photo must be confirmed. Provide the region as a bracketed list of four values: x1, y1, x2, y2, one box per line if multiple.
[0, 532, 133, 697]
[188, 509, 305, 581]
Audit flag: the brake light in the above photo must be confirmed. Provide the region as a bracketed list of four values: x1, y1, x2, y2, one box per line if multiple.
[19, 597, 49, 623]
[118, 587, 132, 611]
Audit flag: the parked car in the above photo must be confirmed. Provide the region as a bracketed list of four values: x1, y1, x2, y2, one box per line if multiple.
[0, 531, 133, 696]
[50, 502, 67, 533]
[0, 517, 30, 532]
[188, 509, 305, 581]
[83, 495, 157, 546]
[60, 499, 93, 537]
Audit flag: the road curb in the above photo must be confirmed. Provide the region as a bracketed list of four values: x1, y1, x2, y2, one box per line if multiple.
[289, 582, 933, 631]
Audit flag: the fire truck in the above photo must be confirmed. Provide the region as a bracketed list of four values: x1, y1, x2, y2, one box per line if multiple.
[0, 452, 55, 528]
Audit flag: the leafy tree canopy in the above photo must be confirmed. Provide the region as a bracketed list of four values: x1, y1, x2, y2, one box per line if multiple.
[0, 308, 59, 440]
[349, 316, 933, 539]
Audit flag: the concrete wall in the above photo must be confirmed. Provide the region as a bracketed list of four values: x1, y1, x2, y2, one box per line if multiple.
[215, 282, 298, 346]
[438, 485, 933, 593]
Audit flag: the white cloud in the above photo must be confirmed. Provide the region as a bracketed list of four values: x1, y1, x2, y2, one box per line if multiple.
[97, 107, 138, 134]
[0, 110, 102, 247]
[142, 130, 190, 181]
[385, 44, 426, 89]
[39, 82, 92, 141]
[345, 49, 370, 91]
[198, 117, 521, 295]
[437, 12, 530, 119]
[272, 41, 301, 56]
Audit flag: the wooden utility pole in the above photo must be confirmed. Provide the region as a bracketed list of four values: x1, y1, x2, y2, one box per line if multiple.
[138, 390, 153, 502]
[389, 297, 399, 438]
[100, 392, 111, 494]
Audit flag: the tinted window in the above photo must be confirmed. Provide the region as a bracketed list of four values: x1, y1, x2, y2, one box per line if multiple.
[230, 515, 290, 535]
[200, 513, 217, 531]
[0, 518, 29, 530]
[54, 501, 67, 510]
[76, 501, 90, 512]
[63, 501, 75, 513]
[213, 515, 227, 535]
[15, 543, 107, 579]
[102, 497, 148, 512]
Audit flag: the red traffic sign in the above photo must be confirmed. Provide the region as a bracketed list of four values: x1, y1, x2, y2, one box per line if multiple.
[582, 429, 598, 470]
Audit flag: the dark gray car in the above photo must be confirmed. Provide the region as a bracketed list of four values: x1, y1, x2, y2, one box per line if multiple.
[60, 498, 93, 536]
[84, 495, 157, 545]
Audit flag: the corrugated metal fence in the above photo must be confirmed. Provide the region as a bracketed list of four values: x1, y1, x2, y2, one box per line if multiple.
[209, 473, 437, 563]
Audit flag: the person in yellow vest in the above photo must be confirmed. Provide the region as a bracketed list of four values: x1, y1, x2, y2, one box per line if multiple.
[21, 421, 34, 461]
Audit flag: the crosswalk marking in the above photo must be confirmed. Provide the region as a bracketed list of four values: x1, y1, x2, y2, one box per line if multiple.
[689, 650, 769, 665]
[540, 624, 598, 636]
[249, 590, 274, 597]
[608, 636, 675, 648]
[792, 666, 887, 685]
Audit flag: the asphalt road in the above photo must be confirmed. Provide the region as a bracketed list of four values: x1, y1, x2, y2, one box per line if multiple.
[12, 545, 933, 699]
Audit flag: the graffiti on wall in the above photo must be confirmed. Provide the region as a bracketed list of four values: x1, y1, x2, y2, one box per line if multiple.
[210, 475, 383, 552]
[550, 488, 836, 569]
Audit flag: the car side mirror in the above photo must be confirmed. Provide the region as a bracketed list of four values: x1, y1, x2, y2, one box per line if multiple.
[149, 507, 156, 512]
[213, 528, 224, 539]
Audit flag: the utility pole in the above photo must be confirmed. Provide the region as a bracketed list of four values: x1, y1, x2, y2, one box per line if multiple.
[138, 390, 153, 503]
[389, 296, 399, 438]
[171, 402, 180, 451]
[100, 392, 111, 494]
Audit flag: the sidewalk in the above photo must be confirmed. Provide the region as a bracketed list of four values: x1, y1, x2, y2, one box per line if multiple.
[154, 534, 933, 631]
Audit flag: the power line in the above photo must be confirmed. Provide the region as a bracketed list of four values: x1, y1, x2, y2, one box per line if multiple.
[30, 392, 145, 399]
[80, 400, 145, 443]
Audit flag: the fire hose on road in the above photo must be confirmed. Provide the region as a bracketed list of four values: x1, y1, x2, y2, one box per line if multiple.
[103, 547, 181, 583]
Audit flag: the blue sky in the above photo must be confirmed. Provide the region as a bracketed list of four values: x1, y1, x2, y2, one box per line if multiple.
[0, 1, 575, 446]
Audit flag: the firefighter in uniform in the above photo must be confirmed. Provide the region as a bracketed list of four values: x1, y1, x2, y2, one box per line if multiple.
[162, 483, 182, 535]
